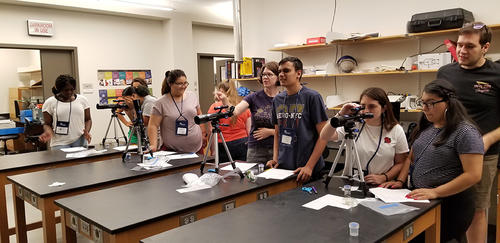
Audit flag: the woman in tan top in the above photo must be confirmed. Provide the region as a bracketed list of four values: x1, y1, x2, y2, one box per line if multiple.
[148, 70, 206, 153]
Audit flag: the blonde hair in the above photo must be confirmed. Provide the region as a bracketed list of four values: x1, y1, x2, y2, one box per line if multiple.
[217, 80, 242, 125]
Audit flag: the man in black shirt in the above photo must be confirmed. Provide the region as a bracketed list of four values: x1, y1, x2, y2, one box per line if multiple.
[437, 22, 500, 243]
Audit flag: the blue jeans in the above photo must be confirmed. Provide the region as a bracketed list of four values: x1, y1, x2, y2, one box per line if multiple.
[51, 135, 88, 150]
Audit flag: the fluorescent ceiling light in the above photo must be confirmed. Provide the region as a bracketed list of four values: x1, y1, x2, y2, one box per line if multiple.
[114, 0, 175, 11]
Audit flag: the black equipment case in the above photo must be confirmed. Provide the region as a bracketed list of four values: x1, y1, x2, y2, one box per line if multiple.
[407, 8, 474, 33]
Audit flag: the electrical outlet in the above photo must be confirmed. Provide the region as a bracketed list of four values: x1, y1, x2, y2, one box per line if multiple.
[179, 212, 197, 225]
[70, 213, 78, 230]
[30, 194, 38, 208]
[403, 223, 414, 240]
[222, 200, 236, 211]
[92, 225, 103, 243]
[23, 190, 31, 202]
[257, 191, 268, 200]
[80, 219, 90, 237]
[16, 185, 23, 198]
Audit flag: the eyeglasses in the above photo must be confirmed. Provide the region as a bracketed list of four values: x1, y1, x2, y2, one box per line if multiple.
[261, 73, 275, 78]
[416, 99, 445, 109]
[174, 81, 189, 87]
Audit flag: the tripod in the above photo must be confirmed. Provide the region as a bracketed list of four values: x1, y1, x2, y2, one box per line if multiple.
[122, 100, 153, 163]
[200, 119, 237, 174]
[324, 120, 367, 196]
[102, 108, 127, 146]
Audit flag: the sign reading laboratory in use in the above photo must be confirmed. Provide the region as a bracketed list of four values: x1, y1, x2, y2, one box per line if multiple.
[27, 19, 54, 37]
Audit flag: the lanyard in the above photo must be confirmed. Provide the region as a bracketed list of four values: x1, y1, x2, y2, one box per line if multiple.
[55, 98, 72, 123]
[283, 87, 302, 129]
[356, 121, 384, 174]
[170, 94, 185, 118]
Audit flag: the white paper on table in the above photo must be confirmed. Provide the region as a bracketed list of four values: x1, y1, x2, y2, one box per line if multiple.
[48, 181, 66, 187]
[65, 149, 106, 158]
[302, 194, 358, 210]
[256, 168, 294, 180]
[113, 145, 138, 151]
[369, 187, 430, 203]
[220, 162, 257, 172]
[60, 147, 87, 152]
[137, 156, 172, 169]
[152, 151, 176, 156]
[167, 153, 198, 160]
[176, 184, 211, 193]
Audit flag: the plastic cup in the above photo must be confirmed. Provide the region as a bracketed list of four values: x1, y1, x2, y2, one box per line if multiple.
[258, 163, 264, 173]
[349, 222, 359, 237]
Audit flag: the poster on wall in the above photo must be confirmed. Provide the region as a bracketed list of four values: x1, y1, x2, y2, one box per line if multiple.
[97, 69, 152, 104]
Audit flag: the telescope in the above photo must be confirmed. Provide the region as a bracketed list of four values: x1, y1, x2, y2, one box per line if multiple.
[96, 102, 128, 110]
[194, 105, 235, 125]
[330, 113, 374, 128]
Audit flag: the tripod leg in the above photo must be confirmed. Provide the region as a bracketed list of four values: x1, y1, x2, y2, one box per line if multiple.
[351, 141, 368, 196]
[343, 140, 353, 179]
[324, 140, 346, 187]
[102, 115, 114, 145]
[200, 130, 215, 174]
[116, 116, 128, 144]
[218, 132, 235, 169]
[351, 141, 365, 182]
[122, 128, 133, 162]
[112, 117, 119, 145]
[213, 132, 219, 172]
[136, 126, 144, 163]
[219, 132, 243, 178]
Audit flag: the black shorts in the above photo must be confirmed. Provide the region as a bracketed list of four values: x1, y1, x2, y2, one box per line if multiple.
[440, 187, 475, 242]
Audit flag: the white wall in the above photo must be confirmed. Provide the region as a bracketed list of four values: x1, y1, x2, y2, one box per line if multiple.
[0, 3, 169, 143]
[192, 25, 234, 55]
[0, 3, 236, 144]
[241, 0, 500, 101]
[0, 49, 41, 113]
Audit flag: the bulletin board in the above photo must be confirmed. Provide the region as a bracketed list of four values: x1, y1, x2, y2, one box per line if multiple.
[97, 69, 152, 104]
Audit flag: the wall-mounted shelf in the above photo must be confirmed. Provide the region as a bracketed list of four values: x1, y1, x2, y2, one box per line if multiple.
[17, 67, 41, 73]
[269, 24, 500, 52]
[232, 69, 437, 82]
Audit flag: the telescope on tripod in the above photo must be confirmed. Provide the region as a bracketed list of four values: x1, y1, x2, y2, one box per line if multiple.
[96, 100, 128, 146]
[195, 105, 242, 177]
[121, 99, 153, 163]
[324, 106, 374, 197]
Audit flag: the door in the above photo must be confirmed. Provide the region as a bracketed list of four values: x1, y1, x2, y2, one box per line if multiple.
[197, 56, 215, 113]
[197, 54, 234, 114]
[40, 49, 78, 99]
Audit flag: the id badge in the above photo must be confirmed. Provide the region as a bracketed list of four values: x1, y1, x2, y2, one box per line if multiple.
[280, 128, 296, 147]
[175, 119, 188, 136]
[55, 121, 70, 135]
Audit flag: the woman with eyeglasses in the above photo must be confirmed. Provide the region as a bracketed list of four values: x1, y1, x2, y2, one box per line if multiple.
[320, 87, 409, 185]
[148, 69, 206, 153]
[215, 61, 280, 164]
[381, 79, 483, 242]
[39, 74, 92, 150]
[208, 80, 251, 162]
